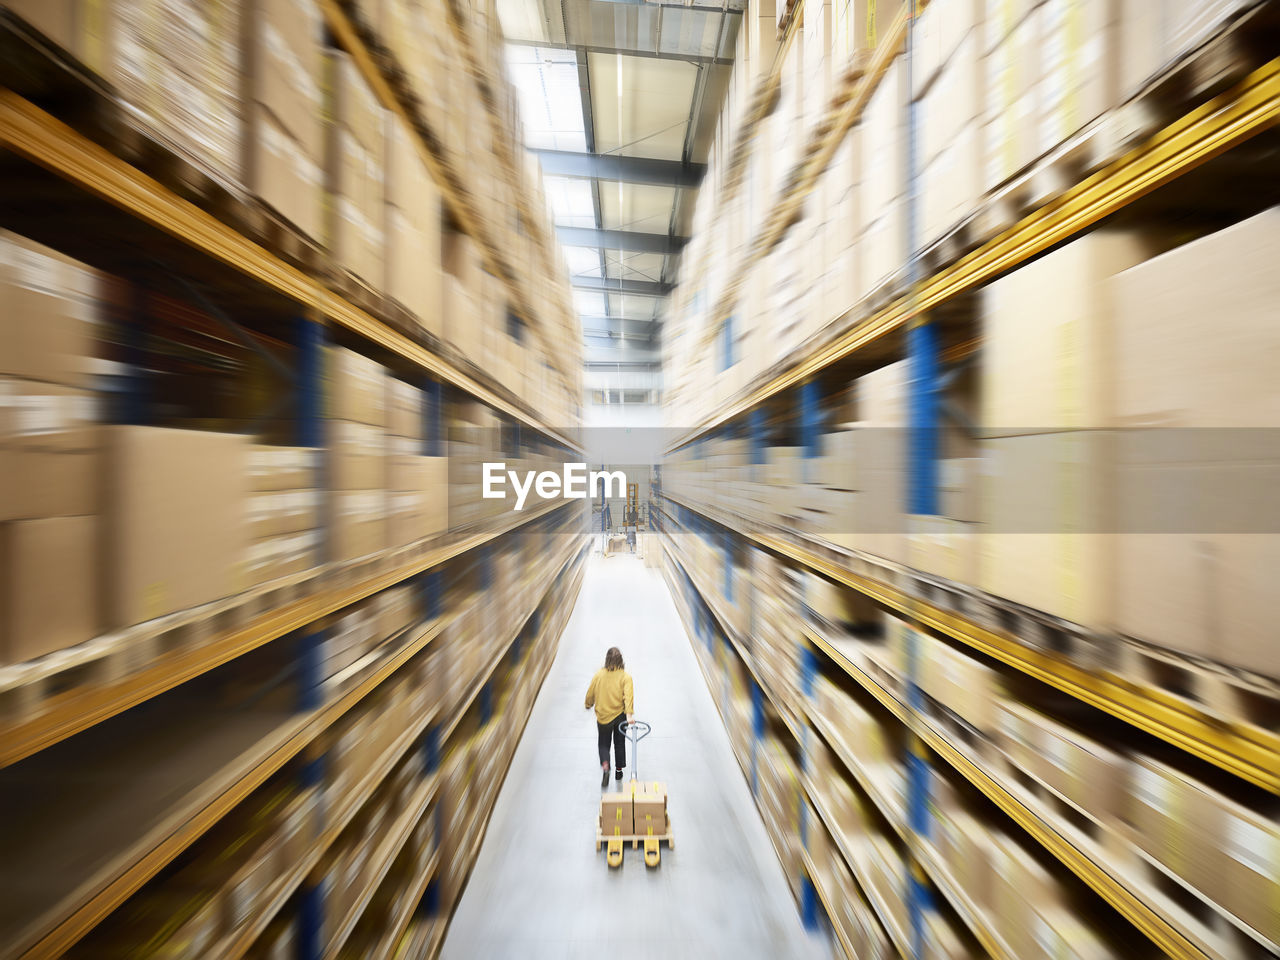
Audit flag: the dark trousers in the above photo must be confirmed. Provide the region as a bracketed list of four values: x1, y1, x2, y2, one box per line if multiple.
[597, 714, 626, 772]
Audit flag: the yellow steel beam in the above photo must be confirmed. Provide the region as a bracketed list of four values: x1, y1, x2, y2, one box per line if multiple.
[0, 89, 320, 308]
[666, 492, 1280, 794]
[20, 538, 584, 960]
[0, 498, 574, 768]
[677, 57, 1280, 450]
[0, 88, 580, 449]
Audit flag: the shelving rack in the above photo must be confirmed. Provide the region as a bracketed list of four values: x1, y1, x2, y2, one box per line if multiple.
[0, 2, 589, 957]
[658, 1, 1280, 958]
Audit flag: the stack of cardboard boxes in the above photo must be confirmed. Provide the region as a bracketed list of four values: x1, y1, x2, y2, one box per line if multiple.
[385, 378, 449, 549]
[384, 117, 443, 337]
[915, 1, 983, 246]
[598, 782, 668, 838]
[104, 425, 251, 628]
[326, 52, 388, 287]
[1110, 208, 1279, 675]
[326, 346, 387, 564]
[244, 446, 321, 588]
[89, 0, 244, 182]
[978, 230, 1157, 629]
[243, 0, 325, 239]
[857, 59, 907, 296]
[0, 234, 102, 664]
[442, 229, 483, 366]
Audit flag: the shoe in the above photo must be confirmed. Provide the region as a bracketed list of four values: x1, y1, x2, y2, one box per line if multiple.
[615, 769, 623, 781]
[601, 764, 610, 789]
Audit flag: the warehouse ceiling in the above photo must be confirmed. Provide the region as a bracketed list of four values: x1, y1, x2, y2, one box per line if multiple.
[500, 0, 742, 396]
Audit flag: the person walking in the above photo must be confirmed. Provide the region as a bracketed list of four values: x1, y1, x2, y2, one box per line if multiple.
[585, 647, 634, 788]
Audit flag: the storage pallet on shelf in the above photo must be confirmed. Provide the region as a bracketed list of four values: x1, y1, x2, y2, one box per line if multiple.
[663, 509, 1280, 960]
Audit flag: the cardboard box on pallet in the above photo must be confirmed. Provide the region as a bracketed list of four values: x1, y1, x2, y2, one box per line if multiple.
[980, 6, 1043, 191]
[0, 380, 100, 521]
[325, 346, 387, 426]
[987, 830, 1070, 960]
[386, 378, 424, 442]
[328, 420, 386, 490]
[907, 515, 979, 586]
[326, 51, 387, 284]
[1, 233, 101, 389]
[978, 431, 1114, 628]
[330, 490, 386, 564]
[245, 489, 319, 540]
[385, 118, 443, 334]
[243, 0, 324, 237]
[1038, 0, 1121, 150]
[244, 529, 320, 587]
[1118, 0, 1254, 100]
[860, 57, 908, 225]
[919, 31, 983, 169]
[995, 700, 1129, 824]
[1122, 756, 1221, 907]
[387, 455, 448, 546]
[0, 516, 99, 665]
[93, 1, 241, 182]
[5, 1, 78, 55]
[103, 426, 249, 628]
[920, 635, 1002, 732]
[982, 229, 1160, 437]
[1111, 208, 1280, 673]
[247, 445, 318, 491]
[920, 121, 982, 247]
[599, 790, 634, 838]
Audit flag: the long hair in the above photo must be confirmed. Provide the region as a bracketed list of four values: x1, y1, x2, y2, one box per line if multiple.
[604, 647, 624, 671]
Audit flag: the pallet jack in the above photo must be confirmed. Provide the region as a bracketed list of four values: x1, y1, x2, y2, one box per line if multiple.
[595, 719, 673, 867]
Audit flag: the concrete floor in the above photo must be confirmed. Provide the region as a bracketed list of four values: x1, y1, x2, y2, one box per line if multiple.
[440, 552, 834, 960]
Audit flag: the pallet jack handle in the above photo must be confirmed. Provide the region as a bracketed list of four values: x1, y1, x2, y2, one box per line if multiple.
[619, 719, 651, 781]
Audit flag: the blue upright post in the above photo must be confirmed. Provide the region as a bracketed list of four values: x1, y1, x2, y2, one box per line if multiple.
[750, 680, 764, 797]
[799, 379, 822, 484]
[801, 874, 820, 931]
[903, 5, 935, 958]
[295, 315, 325, 449]
[296, 315, 327, 570]
[421, 724, 441, 774]
[295, 314, 328, 960]
[421, 569, 444, 621]
[423, 378, 443, 457]
[298, 882, 324, 960]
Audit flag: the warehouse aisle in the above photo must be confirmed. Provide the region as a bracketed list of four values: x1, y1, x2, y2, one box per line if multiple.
[441, 552, 833, 960]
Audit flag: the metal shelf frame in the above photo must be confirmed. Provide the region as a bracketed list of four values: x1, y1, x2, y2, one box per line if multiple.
[319, 0, 574, 392]
[664, 490, 1280, 795]
[663, 527, 1012, 960]
[15, 537, 586, 960]
[674, 56, 1280, 452]
[0, 89, 581, 452]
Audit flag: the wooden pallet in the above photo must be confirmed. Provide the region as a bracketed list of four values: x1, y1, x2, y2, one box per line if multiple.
[1110, 636, 1280, 734]
[0, 566, 323, 727]
[596, 814, 676, 852]
[989, 739, 1278, 960]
